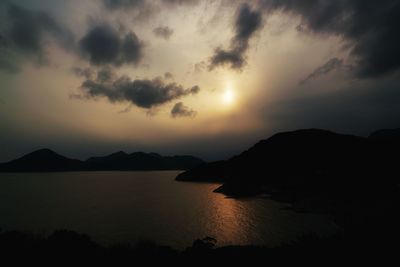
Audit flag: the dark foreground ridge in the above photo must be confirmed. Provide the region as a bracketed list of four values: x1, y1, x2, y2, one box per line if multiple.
[177, 128, 400, 239]
[0, 229, 397, 263]
[0, 149, 204, 172]
[177, 128, 400, 195]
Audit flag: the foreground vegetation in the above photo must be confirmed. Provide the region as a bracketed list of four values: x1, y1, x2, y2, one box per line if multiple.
[0, 227, 398, 264]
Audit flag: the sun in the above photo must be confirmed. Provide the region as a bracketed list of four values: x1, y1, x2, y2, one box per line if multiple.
[222, 88, 235, 105]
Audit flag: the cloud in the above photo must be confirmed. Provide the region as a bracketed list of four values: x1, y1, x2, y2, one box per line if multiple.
[117, 104, 133, 114]
[0, 49, 20, 73]
[209, 48, 245, 70]
[260, 0, 400, 78]
[0, 3, 74, 71]
[5, 4, 74, 52]
[300, 58, 343, 85]
[97, 67, 119, 82]
[0, 34, 6, 47]
[103, 0, 200, 11]
[71, 67, 95, 80]
[171, 102, 197, 118]
[102, 0, 165, 23]
[162, 0, 200, 6]
[153, 26, 174, 40]
[80, 25, 143, 66]
[101, 0, 201, 23]
[164, 72, 174, 79]
[194, 61, 206, 73]
[77, 68, 200, 109]
[103, 0, 145, 10]
[209, 3, 262, 71]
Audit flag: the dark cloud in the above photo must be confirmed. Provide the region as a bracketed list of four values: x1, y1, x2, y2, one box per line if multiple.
[96, 67, 118, 83]
[162, 0, 200, 6]
[194, 61, 206, 73]
[209, 3, 262, 71]
[164, 72, 174, 79]
[101, 0, 201, 23]
[189, 85, 200, 94]
[260, 0, 400, 78]
[117, 104, 133, 114]
[0, 48, 19, 73]
[300, 58, 343, 85]
[77, 68, 200, 109]
[103, 0, 145, 10]
[103, 0, 200, 11]
[171, 102, 197, 118]
[80, 25, 143, 66]
[0, 3, 74, 71]
[71, 67, 95, 80]
[121, 32, 143, 63]
[101, 1, 161, 22]
[0, 61, 18, 73]
[6, 4, 74, 52]
[0, 34, 6, 47]
[209, 48, 245, 70]
[153, 26, 174, 40]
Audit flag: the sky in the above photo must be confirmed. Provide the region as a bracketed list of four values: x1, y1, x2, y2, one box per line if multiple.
[1, 0, 400, 162]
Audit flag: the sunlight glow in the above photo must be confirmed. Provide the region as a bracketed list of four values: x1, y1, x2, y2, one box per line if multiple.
[222, 87, 235, 105]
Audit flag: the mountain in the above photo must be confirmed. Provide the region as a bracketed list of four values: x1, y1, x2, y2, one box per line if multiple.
[0, 149, 84, 172]
[85, 151, 204, 171]
[176, 128, 398, 195]
[177, 129, 369, 183]
[176, 160, 228, 182]
[368, 128, 400, 173]
[369, 128, 400, 141]
[0, 149, 204, 172]
[369, 128, 400, 150]
[176, 128, 400, 231]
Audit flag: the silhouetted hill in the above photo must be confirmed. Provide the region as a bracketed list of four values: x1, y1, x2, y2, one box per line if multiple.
[368, 128, 400, 177]
[369, 128, 400, 152]
[0, 149, 204, 172]
[175, 160, 228, 182]
[369, 128, 400, 141]
[177, 129, 374, 188]
[86, 151, 204, 171]
[176, 128, 400, 229]
[0, 149, 84, 172]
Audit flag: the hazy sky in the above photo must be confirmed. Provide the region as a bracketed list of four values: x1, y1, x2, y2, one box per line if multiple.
[1, 0, 400, 161]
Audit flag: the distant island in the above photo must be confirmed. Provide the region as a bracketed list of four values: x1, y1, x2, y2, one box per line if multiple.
[0, 149, 204, 172]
